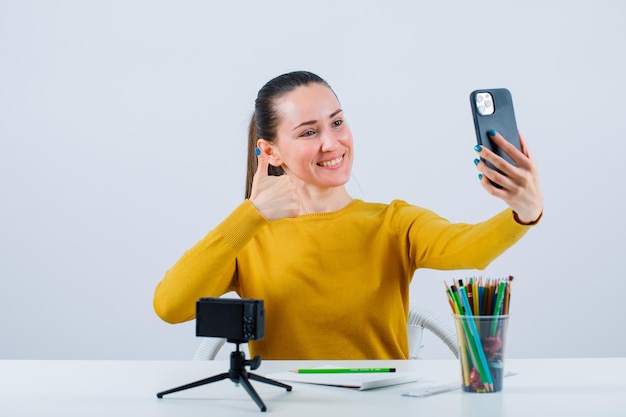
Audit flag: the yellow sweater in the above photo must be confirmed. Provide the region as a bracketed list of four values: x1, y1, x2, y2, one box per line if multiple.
[154, 199, 532, 359]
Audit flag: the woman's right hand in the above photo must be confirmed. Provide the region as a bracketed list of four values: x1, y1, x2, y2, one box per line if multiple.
[475, 132, 543, 224]
[248, 151, 301, 220]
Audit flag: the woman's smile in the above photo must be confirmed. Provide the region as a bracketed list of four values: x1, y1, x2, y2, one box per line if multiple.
[317, 154, 344, 168]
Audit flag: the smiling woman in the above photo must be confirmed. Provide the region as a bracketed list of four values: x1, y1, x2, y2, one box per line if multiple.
[255, 81, 354, 214]
[152, 70, 543, 360]
[245, 72, 352, 199]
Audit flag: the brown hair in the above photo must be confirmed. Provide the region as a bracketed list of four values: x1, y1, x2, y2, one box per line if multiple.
[245, 71, 333, 198]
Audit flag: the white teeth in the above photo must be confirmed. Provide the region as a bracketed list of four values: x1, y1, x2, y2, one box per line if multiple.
[318, 156, 342, 167]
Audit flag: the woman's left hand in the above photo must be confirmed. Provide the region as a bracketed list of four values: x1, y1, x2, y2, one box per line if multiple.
[475, 131, 544, 224]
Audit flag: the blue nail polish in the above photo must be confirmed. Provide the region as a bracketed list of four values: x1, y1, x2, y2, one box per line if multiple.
[474, 158, 480, 166]
[255, 147, 261, 156]
[478, 173, 483, 180]
[474, 145, 482, 152]
[488, 129, 496, 137]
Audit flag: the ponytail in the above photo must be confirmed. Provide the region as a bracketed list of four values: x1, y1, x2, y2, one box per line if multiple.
[245, 114, 259, 199]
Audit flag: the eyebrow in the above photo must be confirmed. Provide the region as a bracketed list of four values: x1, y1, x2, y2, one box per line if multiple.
[292, 109, 343, 131]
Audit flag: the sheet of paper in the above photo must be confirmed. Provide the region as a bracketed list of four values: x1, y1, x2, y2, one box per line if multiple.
[402, 381, 462, 397]
[266, 367, 421, 391]
[402, 371, 518, 397]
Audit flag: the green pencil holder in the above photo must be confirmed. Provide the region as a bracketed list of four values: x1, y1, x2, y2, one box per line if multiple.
[453, 314, 510, 393]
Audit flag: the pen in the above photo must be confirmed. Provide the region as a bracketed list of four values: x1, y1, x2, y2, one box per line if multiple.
[291, 368, 396, 374]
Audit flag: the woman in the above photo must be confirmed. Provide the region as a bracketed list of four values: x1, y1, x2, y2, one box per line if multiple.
[153, 71, 543, 360]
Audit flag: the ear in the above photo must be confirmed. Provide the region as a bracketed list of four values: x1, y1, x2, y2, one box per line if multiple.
[257, 139, 283, 167]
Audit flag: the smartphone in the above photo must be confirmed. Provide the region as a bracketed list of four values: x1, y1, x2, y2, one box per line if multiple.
[470, 88, 521, 179]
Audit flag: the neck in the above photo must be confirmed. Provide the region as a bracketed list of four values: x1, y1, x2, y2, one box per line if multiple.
[298, 186, 353, 214]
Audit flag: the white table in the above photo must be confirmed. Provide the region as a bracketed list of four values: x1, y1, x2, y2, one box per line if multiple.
[1, 358, 624, 416]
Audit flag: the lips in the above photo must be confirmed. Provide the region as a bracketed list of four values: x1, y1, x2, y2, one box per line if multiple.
[317, 155, 343, 167]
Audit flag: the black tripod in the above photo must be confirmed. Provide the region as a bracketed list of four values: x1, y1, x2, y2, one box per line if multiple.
[156, 340, 292, 412]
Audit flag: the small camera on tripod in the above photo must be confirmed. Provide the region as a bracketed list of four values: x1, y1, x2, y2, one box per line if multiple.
[158, 297, 291, 411]
[196, 297, 265, 342]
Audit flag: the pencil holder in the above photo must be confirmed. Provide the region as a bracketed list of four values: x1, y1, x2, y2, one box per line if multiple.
[453, 314, 509, 393]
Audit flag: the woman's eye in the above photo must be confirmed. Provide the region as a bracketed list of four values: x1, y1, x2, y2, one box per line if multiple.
[332, 119, 343, 127]
[301, 129, 315, 137]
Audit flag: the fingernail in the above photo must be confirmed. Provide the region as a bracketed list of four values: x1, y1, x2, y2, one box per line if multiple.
[488, 129, 496, 137]
[255, 147, 261, 156]
[478, 173, 483, 180]
[474, 158, 480, 166]
[474, 145, 482, 152]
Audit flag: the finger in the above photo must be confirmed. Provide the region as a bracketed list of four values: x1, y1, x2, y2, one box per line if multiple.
[282, 176, 303, 218]
[253, 147, 270, 180]
[475, 144, 516, 190]
[497, 131, 536, 172]
[517, 132, 537, 163]
[475, 140, 508, 174]
[478, 172, 502, 196]
[289, 175, 306, 215]
[483, 131, 528, 172]
[518, 132, 529, 156]
[476, 164, 512, 194]
[490, 131, 525, 164]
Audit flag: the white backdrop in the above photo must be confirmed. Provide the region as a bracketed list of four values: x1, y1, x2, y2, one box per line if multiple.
[1, 0, 625, 360]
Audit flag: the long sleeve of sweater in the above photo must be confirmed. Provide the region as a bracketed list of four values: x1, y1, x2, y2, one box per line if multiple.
[153, 200, 266, 323]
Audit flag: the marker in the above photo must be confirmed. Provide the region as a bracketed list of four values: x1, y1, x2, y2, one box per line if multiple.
[291, 368, 396, 374]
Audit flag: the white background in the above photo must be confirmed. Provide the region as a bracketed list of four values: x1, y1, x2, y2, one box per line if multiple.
[1, 0, 625, 360]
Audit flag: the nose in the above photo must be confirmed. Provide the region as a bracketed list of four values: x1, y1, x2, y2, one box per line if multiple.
[320, 130, 340, 152]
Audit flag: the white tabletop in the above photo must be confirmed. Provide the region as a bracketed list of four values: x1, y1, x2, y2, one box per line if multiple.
[1, 358, 624, 416]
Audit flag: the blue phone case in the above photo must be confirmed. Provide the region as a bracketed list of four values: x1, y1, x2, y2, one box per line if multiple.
[470, 88, 521, 168]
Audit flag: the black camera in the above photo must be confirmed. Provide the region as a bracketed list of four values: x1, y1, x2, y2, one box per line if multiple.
[159, 297, 289, 411]
[196, 297, 265, 342]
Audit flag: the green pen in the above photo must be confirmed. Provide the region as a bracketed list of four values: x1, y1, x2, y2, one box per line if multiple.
[292, 368, 396, 374]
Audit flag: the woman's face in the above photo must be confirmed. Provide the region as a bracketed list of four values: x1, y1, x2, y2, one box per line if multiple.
[266, 83, 354, 189]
